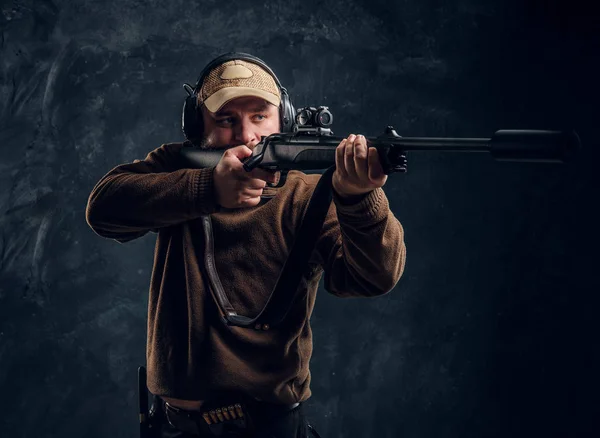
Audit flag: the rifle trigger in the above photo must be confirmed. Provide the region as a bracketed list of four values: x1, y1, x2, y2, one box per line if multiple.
[267, 170, 288, 188]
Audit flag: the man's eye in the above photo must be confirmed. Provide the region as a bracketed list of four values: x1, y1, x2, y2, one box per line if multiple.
[254, 114, 268, 121]
[217, 118, 234, 125]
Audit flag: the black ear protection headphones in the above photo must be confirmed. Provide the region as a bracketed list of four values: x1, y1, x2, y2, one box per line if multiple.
[181, 52, 296, 145]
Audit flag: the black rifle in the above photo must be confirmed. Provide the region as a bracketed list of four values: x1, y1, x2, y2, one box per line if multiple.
[178, 107, 580, 330]
[180, 106, 580, 186]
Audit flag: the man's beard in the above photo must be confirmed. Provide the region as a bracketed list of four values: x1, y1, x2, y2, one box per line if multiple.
[198, 133, 225, 150]
[198, 133, 244, 152]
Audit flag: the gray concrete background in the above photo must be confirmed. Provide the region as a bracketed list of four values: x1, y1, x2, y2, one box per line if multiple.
[1, 0, 598, 437]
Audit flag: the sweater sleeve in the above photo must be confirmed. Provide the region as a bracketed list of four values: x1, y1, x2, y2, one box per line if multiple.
[85, 142, 220, 243]
[313, 187, 406, 298]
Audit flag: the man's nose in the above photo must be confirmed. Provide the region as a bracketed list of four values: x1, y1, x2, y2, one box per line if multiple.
[235, 119, 259, 148]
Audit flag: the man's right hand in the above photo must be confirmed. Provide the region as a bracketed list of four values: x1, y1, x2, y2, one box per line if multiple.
[213, 145, 279, 209]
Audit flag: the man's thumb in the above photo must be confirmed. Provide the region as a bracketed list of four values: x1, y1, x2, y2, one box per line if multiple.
[225, 145, 253, 161]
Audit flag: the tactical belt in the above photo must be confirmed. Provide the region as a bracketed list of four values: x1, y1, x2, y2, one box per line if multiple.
[159, 396, 300, 436]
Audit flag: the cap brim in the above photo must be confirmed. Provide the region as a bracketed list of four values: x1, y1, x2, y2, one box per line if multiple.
[204, 87, 281, 113]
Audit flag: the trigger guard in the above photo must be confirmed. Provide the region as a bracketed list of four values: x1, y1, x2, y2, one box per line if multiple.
[266, 170, 288, 188]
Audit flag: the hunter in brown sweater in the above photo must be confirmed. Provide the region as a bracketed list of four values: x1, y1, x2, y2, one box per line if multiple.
[86, 53, 405, 437]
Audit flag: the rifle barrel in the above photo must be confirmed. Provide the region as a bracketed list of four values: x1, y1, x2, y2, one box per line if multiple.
[179, 129, 580, 170]
[367, 137, 490, 152]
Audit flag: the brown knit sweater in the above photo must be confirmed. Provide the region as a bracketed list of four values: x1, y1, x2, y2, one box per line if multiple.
[85, 142, 406, 404]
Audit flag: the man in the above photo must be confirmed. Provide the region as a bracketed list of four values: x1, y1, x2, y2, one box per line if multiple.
[86, 54, 406, 437]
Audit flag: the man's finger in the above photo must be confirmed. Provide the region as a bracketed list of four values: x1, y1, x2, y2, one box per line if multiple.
[242, 196, 262, 208]
[335, 139, 349, 178]
[224, 145, 253, 161]
[354, 135, 369, 181]
[344, 134, 358, 180]
[242, 188, 264, 198]
[368, 147, 387, 183]
[246, 168, 279, 183]
[241, 177, 267, 189]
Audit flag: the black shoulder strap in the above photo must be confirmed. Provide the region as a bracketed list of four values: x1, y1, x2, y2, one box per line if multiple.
[201, 165, 336, 330]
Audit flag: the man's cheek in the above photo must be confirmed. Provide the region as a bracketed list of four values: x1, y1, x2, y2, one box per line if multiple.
[200, 131, 226, 150]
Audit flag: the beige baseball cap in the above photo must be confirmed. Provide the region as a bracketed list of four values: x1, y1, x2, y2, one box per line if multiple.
[197, 59, 282, 113]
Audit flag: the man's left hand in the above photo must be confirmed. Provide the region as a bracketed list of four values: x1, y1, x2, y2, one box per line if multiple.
[332, 133, 388, 199]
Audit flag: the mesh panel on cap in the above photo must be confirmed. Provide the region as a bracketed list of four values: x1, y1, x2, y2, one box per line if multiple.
[199, 60, 281, 105]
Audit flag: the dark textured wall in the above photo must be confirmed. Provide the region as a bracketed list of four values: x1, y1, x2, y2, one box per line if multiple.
[1, 0, 598, 437]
